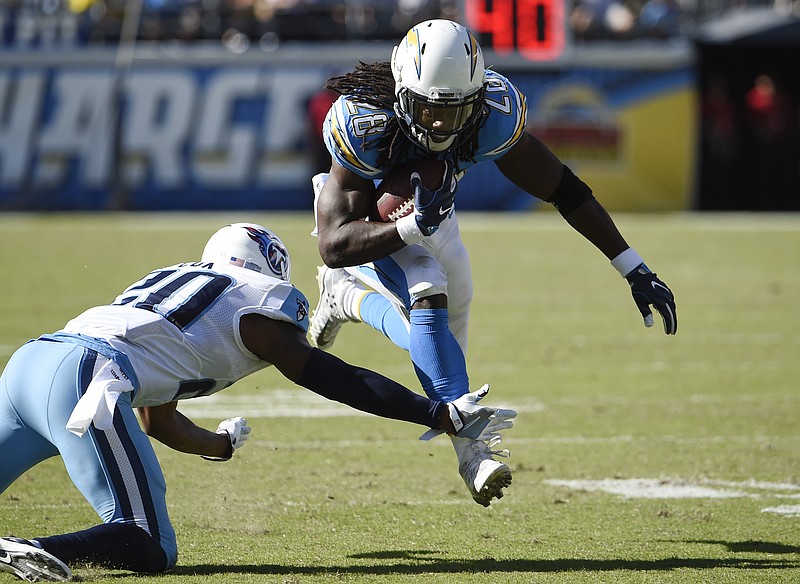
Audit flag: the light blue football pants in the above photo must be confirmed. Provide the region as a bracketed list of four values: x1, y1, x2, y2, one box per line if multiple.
[0, 340, 177, 567]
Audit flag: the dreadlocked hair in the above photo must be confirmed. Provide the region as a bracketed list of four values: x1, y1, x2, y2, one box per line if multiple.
[324, 61, 486, 169]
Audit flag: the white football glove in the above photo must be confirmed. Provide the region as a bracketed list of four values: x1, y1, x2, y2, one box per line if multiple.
[419, 384, 517, 441]
[201, 416, 251, 461]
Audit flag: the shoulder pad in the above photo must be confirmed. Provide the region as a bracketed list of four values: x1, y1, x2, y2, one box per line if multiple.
[477, 71, 528, 159]
[266, 282, 310, 333]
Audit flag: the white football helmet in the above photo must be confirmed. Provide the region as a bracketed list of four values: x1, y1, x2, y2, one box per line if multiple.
[391, 19, 486, 153]
[201, 223, 291, 281]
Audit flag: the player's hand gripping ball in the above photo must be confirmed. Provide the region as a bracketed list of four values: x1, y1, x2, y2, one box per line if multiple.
[372, 159, 447, 222]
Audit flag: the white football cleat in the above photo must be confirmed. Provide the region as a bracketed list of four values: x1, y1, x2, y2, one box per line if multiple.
[309, 266, 361, 350]
[0, 537, 72, 582]
[452, 436, 512, 507]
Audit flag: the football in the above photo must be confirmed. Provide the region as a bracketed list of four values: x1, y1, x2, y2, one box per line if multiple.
[372, 159, 446, 222]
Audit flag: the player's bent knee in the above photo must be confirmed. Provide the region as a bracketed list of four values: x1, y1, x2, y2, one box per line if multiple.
[408, 265, 448, 305]
[133, 524, 176, 572]
[160, 536, 178, 572]
[132, 529, 175, 573]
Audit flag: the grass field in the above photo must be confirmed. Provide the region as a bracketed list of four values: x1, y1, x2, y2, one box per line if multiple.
[1, 211, 799, 583]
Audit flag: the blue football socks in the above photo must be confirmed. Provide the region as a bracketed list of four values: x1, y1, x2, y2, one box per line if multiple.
[358, 291, 410, 351]
[358, 294, 469, 403]
[408, 308, 469, 402]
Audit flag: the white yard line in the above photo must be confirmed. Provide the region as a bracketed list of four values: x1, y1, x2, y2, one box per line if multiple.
[175, 389, 535, 419]
[545, 477, 800, 502]
[545, 478, 754, 499]
[762, 505, 800, 517]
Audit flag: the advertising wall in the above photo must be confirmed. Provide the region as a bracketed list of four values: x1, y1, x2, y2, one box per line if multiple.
[0, 46, 694, 211]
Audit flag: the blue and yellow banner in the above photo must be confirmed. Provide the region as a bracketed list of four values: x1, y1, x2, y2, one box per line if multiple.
[0, 50, 694, 211]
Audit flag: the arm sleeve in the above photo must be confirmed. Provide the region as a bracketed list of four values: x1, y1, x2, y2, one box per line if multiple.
[296, 348, 445, 429]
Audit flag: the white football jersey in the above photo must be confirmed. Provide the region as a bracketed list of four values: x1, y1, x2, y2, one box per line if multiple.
[61, 262, 310, 407]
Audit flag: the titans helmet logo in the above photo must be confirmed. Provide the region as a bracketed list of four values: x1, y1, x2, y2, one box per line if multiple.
[244, 226, 290, 280]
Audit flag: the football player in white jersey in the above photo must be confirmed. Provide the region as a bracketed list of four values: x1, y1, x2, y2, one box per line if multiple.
[309, 19, 678, 507]
[0, 223, 514, 582]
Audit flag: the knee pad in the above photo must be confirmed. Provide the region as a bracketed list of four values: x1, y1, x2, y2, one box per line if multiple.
[409, 282, 448, 304]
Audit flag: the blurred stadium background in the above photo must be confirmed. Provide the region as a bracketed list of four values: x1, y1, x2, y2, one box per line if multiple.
[0, 0, 798, 212]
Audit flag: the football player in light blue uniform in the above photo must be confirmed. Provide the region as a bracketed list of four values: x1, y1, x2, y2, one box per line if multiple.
[309, 19, 677, 507]
[0, 223, 513, 582]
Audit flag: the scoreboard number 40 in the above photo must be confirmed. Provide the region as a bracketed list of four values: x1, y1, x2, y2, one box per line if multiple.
[465, 0, 567, 61]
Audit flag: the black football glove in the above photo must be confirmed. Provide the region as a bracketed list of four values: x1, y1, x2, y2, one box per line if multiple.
[410, 160, 457, 236]
[625, 264, 677, 335]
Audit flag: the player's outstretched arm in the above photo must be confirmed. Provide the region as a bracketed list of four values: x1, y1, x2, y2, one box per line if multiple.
[497, 133, 630, 258]
[241, 313, 446, 427]
[138, 402, 250, 460]
[239, 314, 511, 435]
[496, 132, 678, 334]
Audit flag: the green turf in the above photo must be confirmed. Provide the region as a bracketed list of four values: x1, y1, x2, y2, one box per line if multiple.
[1, 212, 799, 583]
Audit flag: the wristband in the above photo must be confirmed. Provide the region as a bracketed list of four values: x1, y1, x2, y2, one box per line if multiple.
[200, 455, 230, 462]
[201, 431, 233, 461]
[611, 248, 645, 278]
[395, 213, 425, 245]
[447, 403, 465, 433]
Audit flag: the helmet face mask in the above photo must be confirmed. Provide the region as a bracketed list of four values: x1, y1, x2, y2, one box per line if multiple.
[201, 223, 291, 281]
[391, 20, 486, 153]
[394, 87, 485, 152]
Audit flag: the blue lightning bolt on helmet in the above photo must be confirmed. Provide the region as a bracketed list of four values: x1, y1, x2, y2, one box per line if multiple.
[202, 223, 291, 281]
[391, 19, 487, 153]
